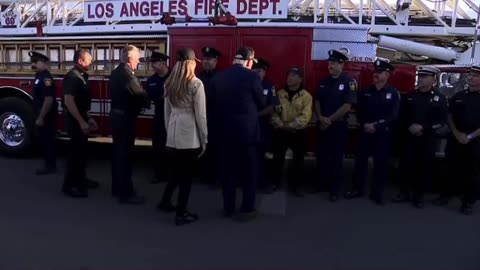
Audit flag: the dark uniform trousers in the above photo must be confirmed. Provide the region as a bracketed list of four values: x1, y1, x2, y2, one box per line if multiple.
[213, 144, 258, 213]
[441, 138, 480, 204]
[198, 71, 215, 186]
[152, 115, 167, 179]
[398, 134, 437, 200]
[257, 118, 273, 189]
[352, 130, 391, 197]
[111, 111, 137, 199]
[272, 129, 306, 189]
[38, 116, 57, 170]
[317, 122, 348, 195]
[161, 148, 200, 216]
[64, 117, 88, 189]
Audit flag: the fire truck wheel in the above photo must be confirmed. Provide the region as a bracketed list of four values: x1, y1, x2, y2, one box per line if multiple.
[0, 97, 36, 156]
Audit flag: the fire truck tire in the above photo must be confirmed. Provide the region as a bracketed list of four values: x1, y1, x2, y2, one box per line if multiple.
[0, 97, 36, 156]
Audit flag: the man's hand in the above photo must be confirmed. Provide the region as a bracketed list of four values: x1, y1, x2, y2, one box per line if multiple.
[454, 131, 470, 144]
[88, 118, 98, 131]
[198, 143, 207, 158]
[318, 116, 331, 130]
[408, 124, 424, 136]
[364, 123, 376, 134]
[80, 121, 90, 135]
[35, 117, 44, 127]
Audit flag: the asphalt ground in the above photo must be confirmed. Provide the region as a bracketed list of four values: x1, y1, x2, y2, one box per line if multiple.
[1, 141, 479, 270]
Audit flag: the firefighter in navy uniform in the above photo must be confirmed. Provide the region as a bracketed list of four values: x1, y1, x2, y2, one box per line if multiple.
[253, 58, 279, 194]
[314, 50, 357, 202]
[433, 64, 480, 215]
[109, 45, 151, 205]
[62, 49, 99, 198]
[346, 59, 400, 205]
[145, 52, 170, 184]
[392, 66, 448, 208]
[30, 51, 58, 175]
[198, 46, 222, 187]
[198, 47, 221, 91]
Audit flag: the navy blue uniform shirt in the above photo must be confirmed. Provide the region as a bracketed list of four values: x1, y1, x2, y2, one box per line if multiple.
[316, 73, 357, 120]
[357, 84, 400, 131]
[449, 88, 480, 134]
[404, 89, 447, 135]
[198, 70, 217, 93]
[33, 69, 57, 119]
[261, 80, 279, 107]
[145, 72, 169, 119]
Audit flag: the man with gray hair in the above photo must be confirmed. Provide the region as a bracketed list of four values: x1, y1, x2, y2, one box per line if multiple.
[109, 45, 150, 204]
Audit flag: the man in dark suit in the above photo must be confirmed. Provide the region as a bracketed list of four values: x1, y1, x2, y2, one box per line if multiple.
[109, 45, 151, 205]
[209, 47, 265, 222]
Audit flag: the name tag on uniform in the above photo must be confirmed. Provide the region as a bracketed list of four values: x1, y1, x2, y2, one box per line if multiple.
[34, 79, 39, 85]
[149, 83, 157, 86]
[320, 85, 325, 88]
[263, 89, 269, 95]
[338, 84, 344, 91]
[433, 96, 439, 102]
[386, 93, 392, 99]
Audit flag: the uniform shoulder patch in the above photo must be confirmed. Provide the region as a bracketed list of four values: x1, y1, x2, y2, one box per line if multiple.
[349, 80, 357, 91]
[44, 78, 52, 87]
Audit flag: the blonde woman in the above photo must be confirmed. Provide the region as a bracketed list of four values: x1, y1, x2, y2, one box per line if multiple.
[158, 48, 207, 226]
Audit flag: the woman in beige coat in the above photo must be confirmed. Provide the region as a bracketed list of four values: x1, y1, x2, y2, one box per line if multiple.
[157, 48, 207, 226]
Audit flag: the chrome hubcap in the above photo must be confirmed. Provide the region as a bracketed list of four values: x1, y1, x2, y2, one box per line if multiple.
[0, 113, 26, 147]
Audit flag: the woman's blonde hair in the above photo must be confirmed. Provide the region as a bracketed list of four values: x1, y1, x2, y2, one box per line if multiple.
[164, 59, 196, 107]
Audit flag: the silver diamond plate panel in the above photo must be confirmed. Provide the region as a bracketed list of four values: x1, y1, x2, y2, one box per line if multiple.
[312, 42, 377, 62]
[313, 27, 370, 43]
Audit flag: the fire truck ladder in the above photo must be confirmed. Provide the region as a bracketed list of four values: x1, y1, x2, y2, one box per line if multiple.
[1, 0, 479, 64]
[0, 0, 478, 37]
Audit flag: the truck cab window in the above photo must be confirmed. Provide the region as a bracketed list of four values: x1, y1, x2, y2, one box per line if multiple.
[438, 72, 468, 98]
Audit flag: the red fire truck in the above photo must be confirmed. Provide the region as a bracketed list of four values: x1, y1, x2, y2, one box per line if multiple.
[0, 0, 478, 156]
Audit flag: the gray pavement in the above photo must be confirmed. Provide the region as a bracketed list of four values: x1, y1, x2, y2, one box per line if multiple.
[1, 143, 479, 270]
